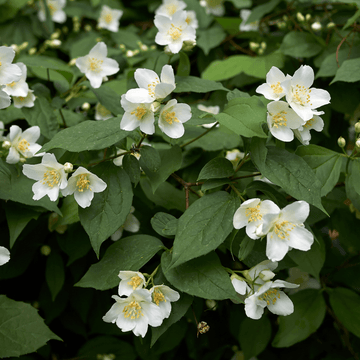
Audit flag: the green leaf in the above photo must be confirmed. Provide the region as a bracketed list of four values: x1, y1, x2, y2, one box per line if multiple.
[216, 17, 243, 35]
[197, 24, 226, 55]
[201, 178, 230, 192]
[110, 29, 142, 49]
[170, 192, 240, 268]
[177, 51, 191, 76]
[79, 164, 133, 257]
[90, 84, 123, 115]
[174, 75, 229, 93]
[0, 295, 61, 358]
[280, 32, 323, 58]
[238, 235, 256, 262]
[45, 250, 65, 301]
[151, 293, 193, 347]
[239, 316, 272, 360]
[162, 251, 237, 300]
[332, 57, 360, 84]
[215, 96, 267, 138]
[250, 139, 327, 213]
[272, 290, 326, 347]
[139, 145, 161, 172]
[343, 8, 360, 30]
[22, 96, 59, 140]
[40, 117, 131, 153]
[198, 157, 235, 180]
[151, 212, 178, 238]
[245, 0, 280, 23]
[202, 52, 285, 81]
[50, 196, 80, 231]
[75, 235, 164, 290]
[123, 154, 141, 185]
[329, 287, 360, 338]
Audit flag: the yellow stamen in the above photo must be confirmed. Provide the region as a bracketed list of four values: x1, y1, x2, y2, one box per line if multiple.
[258, 288, 281, 305]
[130, 106, 147, 120]
[104, 13, 112, 23]
[17, 139, 30, 152]
[153, 289, 166, 306]
[271, 110, 287, 128]
[41, 170, 60, 188]
[245, 204, 262, 222]
[303, 118, 314, 129]
[270, 82, 283, 94]
[168, 24, 182, 40]
[292, 84, 312, 106]
[147, 79, 159, 97]
[163, 110, 179, 125]
[123, 300, 143, 320]
[166, 4, 177, 15]
[89, 58, 103, 72]
[76, 174, 90, 192]
[8, 81, 17, 88]
[273, 220, 294, 240]
[127, 276, 143, 290]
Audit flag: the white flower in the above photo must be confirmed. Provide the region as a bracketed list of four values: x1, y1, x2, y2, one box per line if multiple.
[22, 153, 68, 201]
[113, 148, 141, 167]
[267, 101, 305, 142]
[243, 260, 278, 291]
[311, 21, 322, 31]
[61, 166, 107, 208]
[155, 0, 187, 18]
[293, 113, 324, 145]
[0, 246, 10, 266]
[0, 86, 11, 109]
[5, 125, 42, 164]
[262, 201, 314, 262]
[125, 64, 175, 104]
[76, 42, 119, 89]
[3, 63, 29, 97]
[150, 285, 180, 318]
[95, 102, 112, 120]
[244, 280, 299, 320]
[118, 271, 146, 296]
[38, 0, 67, 24]
[233, 198, 280, 240]
[102, 289, 164, 337]
[0, 46, 22, 85]
[97, 5, 123, 32]
[13, 89, 36, 109]
[111, 206, 140, 241]
[199, 0, 225, 16]
[231, 274, 250, 295]
[154, 10, 196, 54]
[185, 10, 199, 29]
[120, 95, 155, 134]
[282, 65, 331, 121]
[225, 149, 244, 162]
[158, 99, 191, 138]
[0, 121, 4, 140]
[255, 66, 290, 101]
[240, 10, 259, 32]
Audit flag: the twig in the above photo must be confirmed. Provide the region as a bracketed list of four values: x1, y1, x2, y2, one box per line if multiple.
[180, 122, 219, 148]
[58, 108, 67, 128]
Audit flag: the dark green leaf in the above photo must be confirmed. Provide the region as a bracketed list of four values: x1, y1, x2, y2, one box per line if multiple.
[197, 157, 235, 180]
[151, 212, 178, 238]
[139, 146, 161, 172]
[201, 178, 230, 192]
[280, 32, 323, 58]
[174, 75, 229, 93]
[238, 235, 256, 261]
[45, 250, 65, 301]
[245, 0, 280, 23]
[123, 154, 141, 186]
[197, 25, 226, 55]
[90, 85, 123, 115]
[177, 51, 191, 76]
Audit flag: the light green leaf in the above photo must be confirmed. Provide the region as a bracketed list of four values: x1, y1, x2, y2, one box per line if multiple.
[162, 251, 238, 300]
[45, 250, 65, 301]
[75, 235, 164, 290]
[170, 192, 240, 268]
[280, 32, 323, 58]
[272, 290, 326, 347]
[151, 212, 178, 238]
[197, 25, 226, 55]
[0, 295, 61, 358]
[174, 76, 229, 93]
[198, 157, 235, 180]
[79, 164, 133, 257]
[90, 84, 123, 115]
[343, 8, 360, 30]
[246, 0, 280, 23]
[332, 57, 360, 84]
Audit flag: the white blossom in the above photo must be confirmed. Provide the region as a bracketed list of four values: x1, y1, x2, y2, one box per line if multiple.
[38, 0, 67, 24]
[0, 246, 10, 266]
[155, 0, 187, 18]
[199, 0, 225, 17]
[3, 63, 29, 97]
[97, 5, 123, 32]
[293, 113, 324, 145]
[61, 167, 107, 208]
[111, 206, 140, 241]
[118, 271, 146, 296]
[197, 104, 219, 128]
[0, 46, 22, 85]
[0, 86, 11, 109]
[13, 89, 36, 108]
[240, 10, 259, 32]
[256, 66, 290, 101]
[150, 285, 180, 318]
[95, 102, 112, 120]
[231, 274, 250, 295]
[76, 42, 119, 89]
[185, 10, 199, 29]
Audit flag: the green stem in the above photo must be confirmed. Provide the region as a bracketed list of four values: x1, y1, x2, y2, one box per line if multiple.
[180, 122, 219, 148]
[230, 184, 245, 201]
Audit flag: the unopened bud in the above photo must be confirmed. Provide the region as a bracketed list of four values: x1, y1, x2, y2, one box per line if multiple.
[259, 269, 275, 281]
[140, 44, 148, 51]
[277, 21, 287, 30]
[40, 245, 51, 256]
[62, 26, 69, 33]
[49, 39, 61, 48]
[197, 321, 210, 335]
[2, 140, 11, 150]
[338, 136, 346, 148]
[19, 157, 27, 163]
[150, 101, 161, 113]
[327, 22, 335, 29]
[356, 138, 360, 149]
[258, 48, 264, 55]
[81, 102, 90, 111]
[84, 24, 92, 32]
[19, 41, 29, 50]
[282, 15, 288, 21]
[260, 41, 267, 49]
[296, 12, 305, 22]
[355, 122, 360, 133]
[64, 162, 73, 173]
[305, 14, 311, 21]
[311, 22, 322, 31]
[68, 58, 77, 66]
[50, 32, 60, 40]
[205, 299, 217, 310]
[28, 47, 37, 55]
[182, 39, 196, 51]
[119, 44, 126, 51]
[10, 44, 19, 52]
[150, 45, 157, 50]
[126, 50, 135, 58]
[249, 42, 259, 51]
[96, 37, 102, 42]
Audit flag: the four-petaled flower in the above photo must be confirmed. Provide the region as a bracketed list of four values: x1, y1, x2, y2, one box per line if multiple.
[155, 0, 187, 18]
[150, 285, 180, 318]
[118, 271, 146, 297]
[97, 5, 123, 32]
[255, 66, 289, 101]
[38, 0, 67, 24]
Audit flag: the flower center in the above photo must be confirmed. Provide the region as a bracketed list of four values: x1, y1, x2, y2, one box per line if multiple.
[147, 78, 160, 98]
[163, 110, 180, 125]
[292, 85, 312, 106]
[76, 174, 90, 192]
[89, 58, 103, 72]
[17, 139, 30, 152]
[0, 61, 2, 66]
[270, 82, 283, 94]
[42, 170, 60, 188]
[104, 13, 112, 23]
[48, 3, 57, 15]
[8, 81, 17, 88]
[273, 220, 295, 240]
[245, 204, 262, 222]
[185, 16, 191, 25]
[18, 96, 25, 101]
[271, 110, 287, 128]
[131, 106, 147, 120]
[123, 300, 143, 320]
[303, 117, 314, 129]
[127, 275, 143, 290]
[168, 24, 182, 40]
[166, 4, 177, 15]
[153, 289, 166, 306]
[258, 288, 281, 305]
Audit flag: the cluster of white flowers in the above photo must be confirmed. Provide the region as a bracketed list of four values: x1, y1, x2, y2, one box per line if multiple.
[120, 64, 192, 139]
[233, 198, 314, 262]
[256, 65, 331, 144]
[97, 5, 123, 32]
[103, 271, 180, 337]
[22, 153, 107, 208]
[231, 260, 299, 320]
[38, 0, 67, 24]
[154, 0, 197, 54]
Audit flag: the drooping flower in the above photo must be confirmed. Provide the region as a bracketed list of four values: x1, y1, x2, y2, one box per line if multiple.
[239, 10, 259, 32]
[0, 46, 22, 85]
[231, 274, 250, 295]
[3, 63, 29, 97]
[38, 0, 67, 24]
[0, 246, 10, 266]
[199, 0, 225, 17]
[154, 10, 196, 54]
[118, 271, 146, 296]
[95, 102, 113, 120]
[111, 206, 140, 241]
[158, 99, 191, 138]
[261, 201, 314, 262]
[125, 64, 175, 104]
[233, 198, 280, 240]
[282, 65, 331, 121]
[76, 42, 120, 89]
[120, 95, 155, 134]
[22, 153, 68, 202]
[102, 289, 164, 337]
[267, 101, 305, 142]
[150, 285, 180, 318]
[5, 125, 42, 164]
[97, 5, 123, 32]
[155, 0, 187, 18]
[293, 113, 324, 145]
[61, 166, 107, 208]
[13, 89, 36, 108]
[256, 66, 290, 101]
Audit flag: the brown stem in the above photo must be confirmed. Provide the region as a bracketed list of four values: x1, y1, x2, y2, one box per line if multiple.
[58, 108, 67, 128]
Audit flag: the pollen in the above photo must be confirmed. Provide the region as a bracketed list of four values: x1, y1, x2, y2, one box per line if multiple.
[147, 78, 160, 97]
[131, 106, 147, 120]
[166, 4, 177, 15]
[273, 220, 294, 240]
[292, 84, 311, 106]
[48, 4, 56, 15]
[41, 170, 60, 188]
[185, 17, 191, 25]
[127, 275, 143, 290]
[17, 139, 30, 152]
[245, 204, 262, 222]
[104, 13, 112, 23]
[0, 61, 2, 66]
[168, 24, 182, 40]
[8, 81, 17, 88]
[153, 289, 166, 306]
[19, 96, 25, 101]
[123, 300, 143, 320]
[163, 110, 180, 125]
[97, 104, 112, 117]
[258, 288, 281, 305]
[89, 57, 103, 72]
[76, 174, 90, 192]
[303, 118, 314, 129]
[271, 110, 287, 128]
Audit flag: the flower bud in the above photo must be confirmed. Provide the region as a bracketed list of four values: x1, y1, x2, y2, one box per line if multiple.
[164, 46, 174, 55]
[305, 14, 311, 21]
[2, 140, 11, 150]
[205, 299, 217, 310]
[119, 44, 126, 51]
[356, 138, 360, 150]
[260, 41, 267, 49]
[259, 269, 275, 281]
[28, 47, 37, 55]
[140, 44, 148, 51]
[296, 12, 305, 22]
[355, 122, 360, 133]
[327, 22, 336, 29]
[19, 41, 29, 50]
[49, 39, 62, 48]
[50, 31, 60, 40]
[68, 58, 77, 66]
[126, 50, 135, 58]
[150, 101, 161, 113]
[150, 45, 157, 50]
[311, 22, 322, 31]
[81, 102, 90, 111]
[10, 44, 19, 52]
[277, 21, 287, 30]
[84, 24, 92, 32]
[19, 157, 27, 163]
[40, 245, 51, 256]
[64, 162, 73, 173]
[249, 42, 259, 51]
[338, 136, 346, 148]
[62, 26, 69, 33]
[182, 40, 196, 51]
